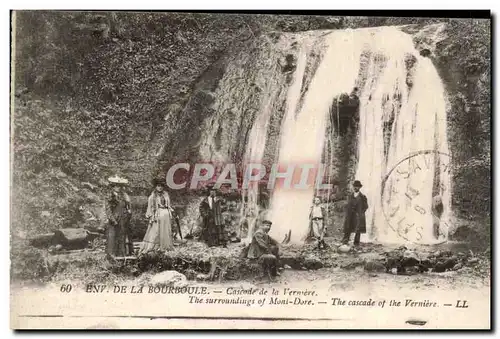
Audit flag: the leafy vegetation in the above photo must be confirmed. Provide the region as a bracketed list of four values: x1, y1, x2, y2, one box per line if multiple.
[434, 19, 490, 220]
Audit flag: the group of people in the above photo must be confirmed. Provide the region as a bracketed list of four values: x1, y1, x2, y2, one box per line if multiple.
[104, 177, 233, 257]
[306, 180, 369, 247]
[240, 179, 369, 279]
[104, 176, 176, 257]
[104, 174, 369, 279]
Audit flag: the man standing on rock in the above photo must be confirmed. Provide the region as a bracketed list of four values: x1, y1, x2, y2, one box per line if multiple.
[342, 180, 368, 247]
[245, 220, 280, 280]
[199, 184, 227, 247]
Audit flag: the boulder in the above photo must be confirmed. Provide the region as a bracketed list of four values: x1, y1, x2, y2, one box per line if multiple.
[29, 233, 56, 248]
[338, 244, 351, 253]
[304, 256, 324, 270]
[468, 257, 479, 265]
[150, 270, 187, 287]
[281, 256, 302, 269]
[340, 257, 364, 270]
[364, 260, 386, 273]
[402, 250, 420, 267]
[443, 257, 457, 270]
[53, 228, 89, 250]
[196, 273, 210, 281]
[432, 261, 448, 273]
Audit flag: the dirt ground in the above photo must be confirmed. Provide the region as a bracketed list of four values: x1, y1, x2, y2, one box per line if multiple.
[11, 235, 491, 329]
[10, 260, 490, 329]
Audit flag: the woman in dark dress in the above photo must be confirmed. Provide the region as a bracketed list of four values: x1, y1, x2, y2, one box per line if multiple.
[105, 175, 132, 257]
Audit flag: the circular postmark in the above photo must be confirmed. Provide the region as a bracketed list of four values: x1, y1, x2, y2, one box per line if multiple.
[381, 150, 451, 244]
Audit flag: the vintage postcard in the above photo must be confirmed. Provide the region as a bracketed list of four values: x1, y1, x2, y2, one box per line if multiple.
[10, 11, 491, 329]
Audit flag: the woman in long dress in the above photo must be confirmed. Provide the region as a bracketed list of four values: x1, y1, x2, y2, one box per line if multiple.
[105, 175, 132, 258]
[139, 179, 174, 254]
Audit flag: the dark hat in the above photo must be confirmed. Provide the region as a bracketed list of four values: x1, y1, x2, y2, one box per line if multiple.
[353, 180, 363, 188]
[262, 219, 273, 225]
[153, 177, 167, 187]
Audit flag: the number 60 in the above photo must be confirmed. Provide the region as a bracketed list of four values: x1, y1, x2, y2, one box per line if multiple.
[60, 284, 72, 293]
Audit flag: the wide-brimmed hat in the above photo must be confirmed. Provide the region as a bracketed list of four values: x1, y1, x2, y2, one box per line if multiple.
[353, 180, 363, 188]
[108, 175, 129, 185]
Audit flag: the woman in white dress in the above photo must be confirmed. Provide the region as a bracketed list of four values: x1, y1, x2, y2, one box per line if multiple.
[139, 179, 174, 254]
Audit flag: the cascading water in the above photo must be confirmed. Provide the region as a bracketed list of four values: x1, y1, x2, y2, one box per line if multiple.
[241, 87, 277, 243]
[267, 26, 451, 245]
[268, 30, 364, 243]
[354, 26, 452, 244]
[199, 25, 452, 246]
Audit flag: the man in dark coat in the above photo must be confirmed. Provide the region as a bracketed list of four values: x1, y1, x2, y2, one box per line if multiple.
[342, 180, 368, 246]
[199, 184, 227, 247]
[245, 220, 280, 279]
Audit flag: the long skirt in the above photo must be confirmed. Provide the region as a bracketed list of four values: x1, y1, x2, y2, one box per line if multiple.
[107, 218, 131, 257]
[139, 209, 174, 254]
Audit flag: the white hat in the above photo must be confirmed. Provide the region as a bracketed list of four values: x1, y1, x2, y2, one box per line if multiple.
[107, 175, 129, 185]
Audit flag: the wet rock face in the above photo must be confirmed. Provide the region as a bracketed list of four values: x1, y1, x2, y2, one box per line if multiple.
[330, 91, 360, 136]
[420, 48, 431, 57]
[281, 54, 296, 73]
[405, 54, 418, 89]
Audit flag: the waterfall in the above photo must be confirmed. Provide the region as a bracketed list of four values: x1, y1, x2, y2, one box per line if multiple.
[354, 27, 452, 244]
[200, 25, 451, 246]
[268, 30, 364, 243]
[240, 85, 278, 243]
[267, 26, 451, 245]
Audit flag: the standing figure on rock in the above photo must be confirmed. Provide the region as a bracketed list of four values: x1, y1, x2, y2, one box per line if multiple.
[342, 180, 368, 247]
[139, 178, 174, 254]
[308, 196, 327, 248]
[199, 184, 227, 247]
[244, 219, 280, 280]
[105, 175, 132, 257]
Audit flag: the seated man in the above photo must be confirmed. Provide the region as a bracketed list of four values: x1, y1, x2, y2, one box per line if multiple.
[246, 220, 280, 279]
